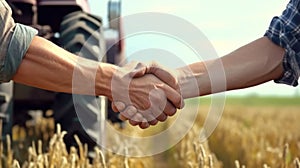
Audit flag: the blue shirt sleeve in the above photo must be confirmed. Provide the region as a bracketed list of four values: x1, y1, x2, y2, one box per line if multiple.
[0, 0, 37, 82]
[264, 0, 300, 86]
[1, 23, 38, 82]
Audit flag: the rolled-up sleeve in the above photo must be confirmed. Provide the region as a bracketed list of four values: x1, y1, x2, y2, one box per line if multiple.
[0, 0, 37, 82]
[264, 0, 300, 86]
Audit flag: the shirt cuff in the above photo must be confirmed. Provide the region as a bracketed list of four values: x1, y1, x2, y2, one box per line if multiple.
[264, 16, 300, 86]
[273, 48, 299, 86]
[1, 23, 38, 82]
[264, 30, 300, 87]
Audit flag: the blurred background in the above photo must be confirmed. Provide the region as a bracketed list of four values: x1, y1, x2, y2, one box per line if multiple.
[4, 1, 300, 167]
[85, 1, 300, 167]
[90, 0, 298, 97]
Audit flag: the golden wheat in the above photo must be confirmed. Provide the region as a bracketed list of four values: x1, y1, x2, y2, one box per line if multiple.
[3, 98, 300, 168]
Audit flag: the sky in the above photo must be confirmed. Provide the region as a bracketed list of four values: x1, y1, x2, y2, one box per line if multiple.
[89, 0, 300, 97]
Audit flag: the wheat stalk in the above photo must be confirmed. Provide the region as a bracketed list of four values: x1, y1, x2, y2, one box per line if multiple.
[282, 143, 289, 168]
[294, 158, 300, 168]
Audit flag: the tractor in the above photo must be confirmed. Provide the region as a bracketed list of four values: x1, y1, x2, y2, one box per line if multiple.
[1, 0, 124, 150]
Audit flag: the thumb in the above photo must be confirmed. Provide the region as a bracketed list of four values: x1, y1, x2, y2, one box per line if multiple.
[147, 62, 179, 92]
[128, 62, 148, 78]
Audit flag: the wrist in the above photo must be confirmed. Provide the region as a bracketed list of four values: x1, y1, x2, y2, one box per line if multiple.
[177, 67, 200, 99]
[95, 63, 117, 99]
[177, 62, 209, 98]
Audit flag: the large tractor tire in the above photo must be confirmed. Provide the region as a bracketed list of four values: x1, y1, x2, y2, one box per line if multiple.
[52, 11, 106, 151]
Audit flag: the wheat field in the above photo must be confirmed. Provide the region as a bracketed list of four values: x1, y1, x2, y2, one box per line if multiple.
[1, 96, 300, 167]
[193, 96, 300, 168]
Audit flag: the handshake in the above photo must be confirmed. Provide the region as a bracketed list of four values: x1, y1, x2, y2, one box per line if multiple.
[108, 61, 195, 129]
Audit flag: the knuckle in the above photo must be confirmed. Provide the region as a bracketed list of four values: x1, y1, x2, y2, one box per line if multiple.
[142, 112, 155, 122]
[121, 111, 129, 119]
[127, 106, 137, 116]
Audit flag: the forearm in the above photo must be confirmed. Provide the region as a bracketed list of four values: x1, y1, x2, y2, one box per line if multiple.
[12, 36, 116, 97]
[179, 37, 285, 98]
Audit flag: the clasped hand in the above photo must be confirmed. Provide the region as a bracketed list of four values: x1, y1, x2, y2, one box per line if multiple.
[110, 61, 184, 129]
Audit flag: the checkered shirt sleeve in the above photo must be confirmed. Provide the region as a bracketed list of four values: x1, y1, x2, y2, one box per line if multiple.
[264, 0, 300, 86]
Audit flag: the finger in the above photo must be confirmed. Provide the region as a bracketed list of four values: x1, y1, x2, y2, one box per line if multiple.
[129, 113, 144, 126]
[119, 113, 128, 121]
[163, 101, 177, 116]
[129, 119, 139, 126]
[120, 105, 138, 119]
[157, 83, 184, 109]
[139, 109, 157, 123]
[157, 112, 168, 122]
[111, 102, 118, 112]
[148, 119, 158, 126]
[146, 88, 170, 122]
[139, 118, 150, 129]
[148, 88, 168, 122]
[148, 88, 167, 119]
[112, 101, 126, 112]
[128, 62, 148, 78]
[146, 62, 185, 109]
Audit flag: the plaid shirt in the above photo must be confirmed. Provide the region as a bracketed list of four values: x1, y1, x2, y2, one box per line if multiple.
[265, 0, 300, 86]
[0, 0, 37, 82]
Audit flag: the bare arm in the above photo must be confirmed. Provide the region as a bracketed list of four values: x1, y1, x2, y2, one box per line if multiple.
[12, 36, 182, 120]
[12, 36, 115, 97]
[115, 37, 286, 128]
[179, 37, 285, 98]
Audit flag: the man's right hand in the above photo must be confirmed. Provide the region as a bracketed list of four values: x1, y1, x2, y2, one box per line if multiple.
[111, 61, 184, 129]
